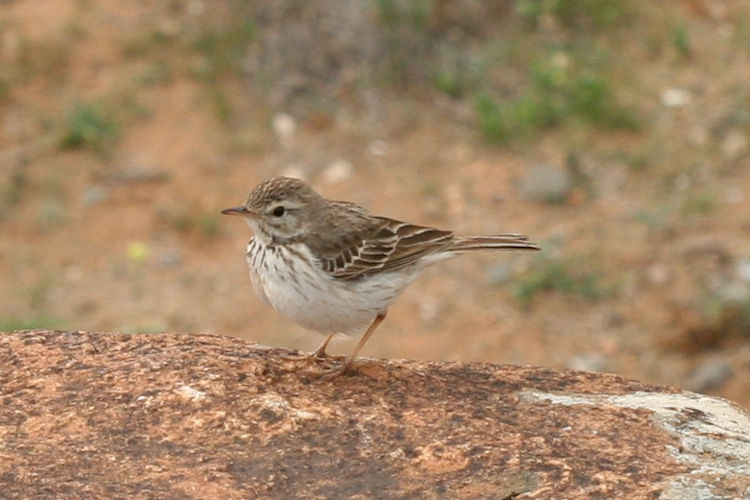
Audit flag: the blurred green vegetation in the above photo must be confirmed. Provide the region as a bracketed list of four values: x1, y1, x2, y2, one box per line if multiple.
[474, 63, 639, 143]
[191, 19, 255, 81]
[367, 0, 642, 142]
[1, 170, 27, 211]
[515, 0, 629, 29]
[173, 213, 222, 237]
[671, 23, 691, 59]
[0, 0, 649, 149]
[0, 315, 63, 332]
[59, 101, 120, 154]
[514, 255, 614, 307]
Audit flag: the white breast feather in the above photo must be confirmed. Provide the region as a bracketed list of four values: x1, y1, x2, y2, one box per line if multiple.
[246, 241, 427, 335]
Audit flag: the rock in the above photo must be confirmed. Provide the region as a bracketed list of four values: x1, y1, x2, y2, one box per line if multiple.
[38, 200, 66, 226]
[687, 357, 733, 392]
[722, 129, 748, 159]
[566, 353, 608, 373]
[661, 87, 691, 108]
[367, 139, 388, 157]
[81, 186, 109, 206]
[486, 263, 514, 286]
[320, 159, 353, 185]
[417, 298, 438, 323]
[156, 248, 183, 268]
[279, 164, 306, 180]
[0, 330, 749, 499]
[520, 163, 573, 204]
[272, 113, 297, 145]
[646, 261, 673, 286]
[738, 258, 750, 283]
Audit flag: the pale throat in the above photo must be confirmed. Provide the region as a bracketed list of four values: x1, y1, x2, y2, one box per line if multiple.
[245, 218, 274, 246]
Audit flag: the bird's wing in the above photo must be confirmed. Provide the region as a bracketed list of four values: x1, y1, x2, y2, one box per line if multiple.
[318, 217, 454, 280]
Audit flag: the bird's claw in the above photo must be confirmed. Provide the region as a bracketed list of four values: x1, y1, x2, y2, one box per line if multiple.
[281, 349, 346, 372]
[298, 360, 354, 380]
[280, 350, 320, 362]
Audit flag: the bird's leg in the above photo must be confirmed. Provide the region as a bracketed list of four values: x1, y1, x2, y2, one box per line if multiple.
[303, 312, 387, 379]
[312, 332, 336, 358]
[281, 332, 342, 367]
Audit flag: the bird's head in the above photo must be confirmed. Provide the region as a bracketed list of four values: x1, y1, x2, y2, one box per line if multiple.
[221, 177, 324, 243]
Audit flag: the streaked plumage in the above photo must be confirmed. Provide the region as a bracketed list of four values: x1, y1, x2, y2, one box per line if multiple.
[222, 176, 539, 376]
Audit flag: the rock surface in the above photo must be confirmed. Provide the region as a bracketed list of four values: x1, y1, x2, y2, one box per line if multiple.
[1, 330, 749, 499]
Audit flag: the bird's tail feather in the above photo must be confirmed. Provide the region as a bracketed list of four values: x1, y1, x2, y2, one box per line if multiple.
[450, 234, 540, 252]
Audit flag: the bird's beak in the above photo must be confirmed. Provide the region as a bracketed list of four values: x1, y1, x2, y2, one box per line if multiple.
[221, 206, 256, 217]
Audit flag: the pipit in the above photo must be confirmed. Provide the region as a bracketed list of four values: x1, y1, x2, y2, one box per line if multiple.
[222, 177, 539, 377]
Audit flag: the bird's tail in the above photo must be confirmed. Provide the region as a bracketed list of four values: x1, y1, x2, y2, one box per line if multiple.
[450, 234, 540, 252]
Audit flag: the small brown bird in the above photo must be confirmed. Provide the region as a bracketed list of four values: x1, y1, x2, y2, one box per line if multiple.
[223, 177, 539, 377]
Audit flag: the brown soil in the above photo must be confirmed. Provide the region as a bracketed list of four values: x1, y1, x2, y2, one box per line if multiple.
[1, 1, 749, 408]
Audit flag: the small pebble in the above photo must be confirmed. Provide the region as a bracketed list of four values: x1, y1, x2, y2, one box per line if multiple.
[418, 299, 438, 323]
[687, 357, 732, 392]
[722, 130, 748, 159]
[272, 113, 297, 144]
[175, 385, 207, 402]
[737, 259, 750, 283]
[486, 264, 513, 286]
[567, 354, 607, 373]
[81, 186, 109, 206]
[661, 88, 691, 108]
[321, 159, 353, 185]
[646, 262, 672, 285]
[157, 249, 183, 268]
[110, 155, 170, 184]
[280, 165, 306, 180]
[367, 140, 388, 157]
[520, 163, 572, 203]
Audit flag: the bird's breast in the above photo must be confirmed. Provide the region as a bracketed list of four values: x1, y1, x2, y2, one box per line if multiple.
[244, 241, 411, 334]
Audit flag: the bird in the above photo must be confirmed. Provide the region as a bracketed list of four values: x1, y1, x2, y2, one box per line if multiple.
[222, 176, 539, 377]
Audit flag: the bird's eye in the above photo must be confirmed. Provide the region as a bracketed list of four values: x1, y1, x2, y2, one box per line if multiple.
[272, 206, 285, 217]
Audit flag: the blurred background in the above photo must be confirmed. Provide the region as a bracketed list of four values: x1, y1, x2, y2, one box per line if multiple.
[1, 1, 749, 407]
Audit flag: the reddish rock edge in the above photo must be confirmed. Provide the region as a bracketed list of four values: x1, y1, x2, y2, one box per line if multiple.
[1, 330, 748, 499]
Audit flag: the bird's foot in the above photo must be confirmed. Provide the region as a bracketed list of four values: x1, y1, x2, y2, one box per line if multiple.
[280, 349, 345, 371]
[280, 350, 320, 362]
[298, 359, 355, 380]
